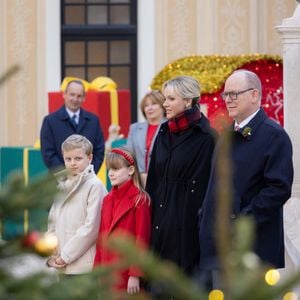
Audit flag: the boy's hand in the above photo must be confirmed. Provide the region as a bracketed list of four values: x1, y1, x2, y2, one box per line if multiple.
[127, 276, 140, 294]
[55, 256, 66, 266]
[46, 255, 66, 269]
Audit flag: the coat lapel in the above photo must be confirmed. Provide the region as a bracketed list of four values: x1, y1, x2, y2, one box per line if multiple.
[58, 106, 82, 132]
[59, 165, 93, 205]
[107, 181, 139, 233]
[245, 108, 267, 136]
[171, 129, 194, 149]
[108, 197, 135, 232]
[159, 123, 171, 149]
[77, 109, 89, 133]
[58, 106, 71, 122]
[149, 119, 167, 153]
[160, 117, 207, 151]
[136, 122, 147, 154]
[234, 108, 267, 139]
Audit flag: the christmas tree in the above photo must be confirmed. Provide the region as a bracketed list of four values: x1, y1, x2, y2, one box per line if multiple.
[1, 68, 300, 300]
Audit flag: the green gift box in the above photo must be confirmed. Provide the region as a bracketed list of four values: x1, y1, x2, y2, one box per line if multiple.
[0, 147, 24, 187]
[23, 147, 48, 184]
[0, 147, 49, 239]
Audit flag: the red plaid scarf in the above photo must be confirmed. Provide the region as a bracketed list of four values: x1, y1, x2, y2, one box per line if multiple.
[168, 106, 201, 133]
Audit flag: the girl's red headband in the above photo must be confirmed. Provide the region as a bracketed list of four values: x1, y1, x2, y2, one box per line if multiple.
[111, 148, 134, 165]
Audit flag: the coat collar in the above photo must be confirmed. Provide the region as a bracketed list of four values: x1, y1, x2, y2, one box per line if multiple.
[135, 122, 148, 153]
[159, 113, 212, 149]
[135, 119, 167, 152]
[56, 164, 95, 202]
[136, 118, 167, 129]
[233, 108, 267, 140]
[105, 179, 140, 232]
[57, 106, 91, 132]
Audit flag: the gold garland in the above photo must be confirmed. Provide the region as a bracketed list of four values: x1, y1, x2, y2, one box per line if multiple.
[151, 54, 282, 94]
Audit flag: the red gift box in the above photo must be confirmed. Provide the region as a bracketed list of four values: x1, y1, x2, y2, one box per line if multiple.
[48, 90, 131, 140]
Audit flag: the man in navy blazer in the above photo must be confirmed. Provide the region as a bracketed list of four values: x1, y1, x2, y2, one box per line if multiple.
[40, 80, 105, 173]
[198, 70, 293, 286]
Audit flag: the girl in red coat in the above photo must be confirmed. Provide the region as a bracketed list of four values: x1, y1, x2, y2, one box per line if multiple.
[94, 147, 151, 294]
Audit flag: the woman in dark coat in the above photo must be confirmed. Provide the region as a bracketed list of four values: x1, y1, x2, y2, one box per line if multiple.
[146, 75, 216, 277]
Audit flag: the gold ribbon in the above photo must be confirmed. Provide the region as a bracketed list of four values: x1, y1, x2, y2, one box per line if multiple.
[98, 161, 107, 187]
[109, 89, 119, 126]
[97, 90, 119, 185]
[23, 148, 30, 234]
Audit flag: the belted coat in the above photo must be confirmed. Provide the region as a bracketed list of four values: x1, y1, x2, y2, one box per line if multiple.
[146, 115, 216, 274]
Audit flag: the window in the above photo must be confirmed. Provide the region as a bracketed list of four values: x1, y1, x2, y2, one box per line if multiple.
[61, 0, 137, 121]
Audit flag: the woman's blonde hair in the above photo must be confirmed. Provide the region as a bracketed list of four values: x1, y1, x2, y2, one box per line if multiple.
[106, 147, 150, 206]
[162, 75, 201, 107]
[140, 90, 165, 119]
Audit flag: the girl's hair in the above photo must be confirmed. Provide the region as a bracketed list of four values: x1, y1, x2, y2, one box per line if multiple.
[106, 147, 150, 206]
[140, 90, 165, 118]
[61, 134, 93, 156]
[162, 75, 201, 107]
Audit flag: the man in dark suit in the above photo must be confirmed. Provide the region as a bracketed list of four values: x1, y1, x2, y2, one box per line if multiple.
[198, 70, 293, 287]
[40, 80, 105, 173]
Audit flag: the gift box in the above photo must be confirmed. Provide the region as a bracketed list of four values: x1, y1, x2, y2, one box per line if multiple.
[48, 90, 131, 140]
[22, 147, 48, 185]
[0, 147, 48, 239]
[0, 147, 24, 187]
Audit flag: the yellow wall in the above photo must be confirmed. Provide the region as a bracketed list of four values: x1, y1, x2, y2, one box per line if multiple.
[154, 0, 295, 72]
[0, 0, 296, 146]
[0, 0, 46, 146]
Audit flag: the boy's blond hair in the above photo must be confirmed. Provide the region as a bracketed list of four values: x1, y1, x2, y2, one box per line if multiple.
[61, 134, 93, 156]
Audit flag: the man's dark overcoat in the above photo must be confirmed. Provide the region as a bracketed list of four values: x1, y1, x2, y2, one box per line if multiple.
[199, 108, 293, 269]
[146, 114, 216, 274]
[40, 106, 105, 173]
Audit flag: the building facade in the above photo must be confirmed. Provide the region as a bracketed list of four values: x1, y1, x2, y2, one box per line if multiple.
[0, 0, 296, 146]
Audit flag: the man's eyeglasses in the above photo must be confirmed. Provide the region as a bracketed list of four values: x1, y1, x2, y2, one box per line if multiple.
[221, 88, 254, 101]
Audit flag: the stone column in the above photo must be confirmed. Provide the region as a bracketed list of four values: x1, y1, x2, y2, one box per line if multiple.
[276, 1, 300, 294]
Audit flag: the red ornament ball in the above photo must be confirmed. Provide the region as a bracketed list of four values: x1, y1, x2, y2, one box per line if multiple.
[22, 231, 41, 248]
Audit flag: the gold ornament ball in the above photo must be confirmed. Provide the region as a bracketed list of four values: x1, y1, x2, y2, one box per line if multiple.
[34, 234, 58, 257]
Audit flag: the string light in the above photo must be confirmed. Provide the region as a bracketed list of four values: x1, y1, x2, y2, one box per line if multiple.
[151, 54, 281, 94]
[283, 292, 298, 300]
[209, 289, 224, 300]
[151, 54, 283, 130]
[265, 269, 280, 286]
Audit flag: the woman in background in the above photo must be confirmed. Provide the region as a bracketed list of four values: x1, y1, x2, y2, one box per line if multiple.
[126, 90, 166, 185]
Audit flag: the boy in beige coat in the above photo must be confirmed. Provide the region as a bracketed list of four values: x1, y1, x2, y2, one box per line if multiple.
[47, 134, 107, 274]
